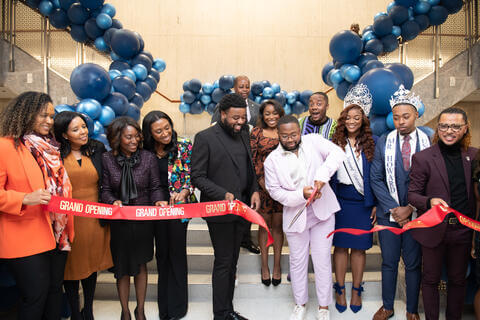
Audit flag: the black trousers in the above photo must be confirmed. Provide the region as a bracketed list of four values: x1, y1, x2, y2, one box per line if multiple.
[207, 220, 245, 320]
[240, 220, 253, 245]
[154, 220, 188, 319]
[6, 249, 68, 320]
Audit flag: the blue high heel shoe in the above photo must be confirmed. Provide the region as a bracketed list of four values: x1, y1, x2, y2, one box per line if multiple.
[350, 284, 364, 313]
[333, 282, 347, 313]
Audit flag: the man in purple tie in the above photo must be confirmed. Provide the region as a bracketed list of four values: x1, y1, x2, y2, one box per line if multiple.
[370, 85, 430, 320]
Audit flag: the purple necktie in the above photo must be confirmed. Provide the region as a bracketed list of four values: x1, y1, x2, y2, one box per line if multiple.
[402, 135, 411, 171]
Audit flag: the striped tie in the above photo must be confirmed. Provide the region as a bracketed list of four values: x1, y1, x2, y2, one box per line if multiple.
[401, 135, 411, 171]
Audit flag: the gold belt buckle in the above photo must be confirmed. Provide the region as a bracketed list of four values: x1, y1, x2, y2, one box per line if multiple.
[448, 217, 458, 225]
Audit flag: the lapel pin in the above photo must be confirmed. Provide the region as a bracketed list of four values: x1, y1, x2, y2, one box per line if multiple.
[466, 156, 470, 161]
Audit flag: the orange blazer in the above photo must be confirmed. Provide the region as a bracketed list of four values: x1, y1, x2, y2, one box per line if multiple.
[0, 137, 74, 259]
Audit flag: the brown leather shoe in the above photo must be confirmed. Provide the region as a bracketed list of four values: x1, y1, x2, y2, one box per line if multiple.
[406, 312, 420, 320]
[372, 306, 394, 320]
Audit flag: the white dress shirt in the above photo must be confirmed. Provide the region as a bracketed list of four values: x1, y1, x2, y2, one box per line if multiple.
[399, 130, 417, 163]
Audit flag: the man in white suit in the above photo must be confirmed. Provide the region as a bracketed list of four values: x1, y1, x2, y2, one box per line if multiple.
[264, 115, 345, 320]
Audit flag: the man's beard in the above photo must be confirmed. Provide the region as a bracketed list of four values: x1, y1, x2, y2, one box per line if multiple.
[219, 118, 246, 137]
[280, 140, 301, 152]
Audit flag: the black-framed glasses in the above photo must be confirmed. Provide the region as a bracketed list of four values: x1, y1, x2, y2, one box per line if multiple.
[438, 123, 465, 132]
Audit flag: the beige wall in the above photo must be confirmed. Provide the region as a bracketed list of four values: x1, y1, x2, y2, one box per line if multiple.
[113, 0, 390, 137]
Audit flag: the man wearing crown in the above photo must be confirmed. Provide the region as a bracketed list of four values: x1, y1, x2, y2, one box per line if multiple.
[408, 107, 477, 320]
[370, 85, 430, 320]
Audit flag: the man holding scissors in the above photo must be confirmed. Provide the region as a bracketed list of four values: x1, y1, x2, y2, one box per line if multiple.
[264, 115, 345, 320]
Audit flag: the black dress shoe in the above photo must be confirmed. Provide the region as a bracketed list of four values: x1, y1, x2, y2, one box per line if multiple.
[240, 242, 260, 254]
[226, 311, 248, 320]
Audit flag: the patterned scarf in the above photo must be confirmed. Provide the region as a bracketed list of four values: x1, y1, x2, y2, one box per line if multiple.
[23, 134, 72, 251]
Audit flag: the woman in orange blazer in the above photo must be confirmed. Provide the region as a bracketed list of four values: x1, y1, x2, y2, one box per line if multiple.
[0, 92, 74, 320]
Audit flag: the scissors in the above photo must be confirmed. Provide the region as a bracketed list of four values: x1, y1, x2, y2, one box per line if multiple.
[288, 186, 318, 229]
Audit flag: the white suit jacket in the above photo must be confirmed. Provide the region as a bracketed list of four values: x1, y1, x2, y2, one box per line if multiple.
[264, 134, 345, 233]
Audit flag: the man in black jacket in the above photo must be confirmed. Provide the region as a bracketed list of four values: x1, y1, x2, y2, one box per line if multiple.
[192, 93, 260, 320]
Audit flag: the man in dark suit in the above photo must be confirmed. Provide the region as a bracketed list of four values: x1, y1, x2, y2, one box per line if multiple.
[192, 93, 260, 320]
[210, 75, 260, 254]
[370, 86, 430, 320]
[409, 107, 477, 320]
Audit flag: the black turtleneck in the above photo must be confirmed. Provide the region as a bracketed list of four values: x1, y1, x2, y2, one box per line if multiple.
[439, 140, 470, 216]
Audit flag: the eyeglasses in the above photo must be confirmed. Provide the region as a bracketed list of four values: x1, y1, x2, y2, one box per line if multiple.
[438, 123, 465, 132]
[279, 133, 299, 141]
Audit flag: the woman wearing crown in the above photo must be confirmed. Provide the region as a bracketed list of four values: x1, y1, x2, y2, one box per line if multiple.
[330, 84, 377, 314]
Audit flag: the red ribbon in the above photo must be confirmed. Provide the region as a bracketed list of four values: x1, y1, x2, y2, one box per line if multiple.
[327, 204, 480, 238]
[47, 196, 274, 246]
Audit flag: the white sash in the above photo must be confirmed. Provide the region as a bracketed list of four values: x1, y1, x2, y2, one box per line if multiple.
[385, 128, 430, 222]
[343, 141, 364, 196]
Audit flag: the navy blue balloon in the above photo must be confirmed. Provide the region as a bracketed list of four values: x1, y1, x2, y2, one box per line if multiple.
[362, 30, 377, 42]
[182, 81, 190, 92]
[149, 68, 160, 82]
[111, 19, 122, 29]
[183, 91, 196, 104]
[144, 75, 157, 91]
[369, 114, 389, 136]
[103, 28, 118, 47]
[321, 62, 335, 85]
[392, 25, 402, 37]
[336, 81, 350, 100]
[125, 103, 140, 121]
[428, 0, 441, 4]
[362, 25, 373, 35]
[26, 0, 41, 8]
[112, 75, 136, 100]
[414, 14, 431, 31]
[385, 63, 414, 89]
[110, 29, 141, 59]
[94, 37, 109, 52]
[101, 3, 116, 17]
[133, 32, 144, 52]
[78, 112, 95, 136]
[130, 93, 144, 109]
[261, 80, 271, 88]
[414, 1, 432, 14]
[79, 0, 104, 9]
[190, 101, 204, 115]
[358, 68, 402, 115]
[334, 60, 344, 69]
[401, 20, 420, 41]
[329, 30, 363, 64]
[292, 101, 305, 115]
[67, 3, 89, 25]
[188, 79, 202, 93]
[373, 16, 394, 37]
[90, 7, 101, 18]
[49, 8, 70, 29]
[418, 125, 435, 137]
[219, 75, 234, 90]
[429, 6, 449, 25]
[381, 34, 399, 52]
[364, 39, 384, 56]
[59, 0, 75, 10]
[250, 82, 264, 96]
[441, 0, 463, 13]
[388, 5, 409, 25]
[39, 1, 54, 15]
[362, 60, 385, 74]
[98, 106, 115, 126]
[395, 0, 417, 7]
[206, 102, 216, 115]
[274, 93, 286, 106]
[141, 51, 154, 61]
[70, 24, 88, 43]
[135, 81, 152, 100]
[356, 52, 378, 69]
[130, 53, 153, 71]
[300, 90, 313, 105]
[374, 12, 388, 21]
[109, 61, 129, 71]
[211, 88, 226, 103]
[70, 63, 111, 101]
[103, 92, 129, 116]
[54, 104, 75, 114]
[96, 13, 112, 29]
[84, 18, 104, 39]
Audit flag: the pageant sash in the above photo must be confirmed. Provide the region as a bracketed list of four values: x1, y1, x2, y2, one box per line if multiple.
[327, 204, 480, 238]
[47, 196, 274, 246]
[343, 141, 364, 196]
[385, 129, 430, 222]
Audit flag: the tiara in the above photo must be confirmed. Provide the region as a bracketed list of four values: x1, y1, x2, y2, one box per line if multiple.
[389, 85, 422, 110]
[343, 83, 372, 116]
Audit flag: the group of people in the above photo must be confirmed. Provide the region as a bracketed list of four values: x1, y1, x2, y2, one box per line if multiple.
[0, 73, 478, 320]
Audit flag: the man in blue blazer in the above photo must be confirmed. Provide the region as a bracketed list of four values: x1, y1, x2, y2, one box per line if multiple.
[370, 86, 430, 320]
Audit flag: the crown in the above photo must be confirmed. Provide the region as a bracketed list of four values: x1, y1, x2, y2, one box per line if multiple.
[389, 85, 422, 110]
[343, 83, 372, 116]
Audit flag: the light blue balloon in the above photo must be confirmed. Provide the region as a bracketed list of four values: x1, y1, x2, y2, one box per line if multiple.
[96, 13, 112, 29]
[392, 26, 402, 37]
[386, 112, 395, 129]
[179, 102, 190, 114]
[271, 83, 281, 94]
[427, 0, 440, 6]
[408, 7, 414, 20]
[329, 69, 344, 85]
[98, 105, 115, 126]
[39, 1, 54, 15]
[77, 98, 102, 120]
[286, 92, 296, 105]
[108, 69, 121, 80]
[51, 0, 60, 8]
[414, 0, 431, 14]
[262, 87, 274, 99]
[283, 104, 292, 115]
[254, 96, 262, 104]
[213, 80, 219, 89]
[202, 82, 214, 94]
[100, 3, 116, 17]
[418, 101, 425, 117]
[200, 94, 212, 105]
[152, 58, 166, 72]
[94, 37, 108, 52]
[121, 69, 136, 82]
[340, 64, 354, 78]
[362, 30, 377, 42]
[132, 64, 148, 81]
[54, 104, 74, 114]
[93, 120, 104, 136]
[344, 65, 362, 83]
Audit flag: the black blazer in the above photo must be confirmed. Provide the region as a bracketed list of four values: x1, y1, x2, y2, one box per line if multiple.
[191, 123, 258, 223]
[210, 99, 260, 127]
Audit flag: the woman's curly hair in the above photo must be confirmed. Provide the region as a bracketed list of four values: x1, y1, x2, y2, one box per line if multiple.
[0, 91, 53, 148]
[331, 105, 376, 161]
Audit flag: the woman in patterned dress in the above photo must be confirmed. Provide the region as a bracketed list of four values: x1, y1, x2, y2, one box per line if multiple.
[250, 100, 285, 286]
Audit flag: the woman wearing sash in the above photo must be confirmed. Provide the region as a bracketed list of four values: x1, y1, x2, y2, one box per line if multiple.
[330, 84, 376, 314]
[142, 111, 195, 320]
[0, 92, 74, 319]
[54, 111, 113, 320]
[102, 117, 165, 320]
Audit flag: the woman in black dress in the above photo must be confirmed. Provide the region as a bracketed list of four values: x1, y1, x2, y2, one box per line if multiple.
[102, 117, 165, 320]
